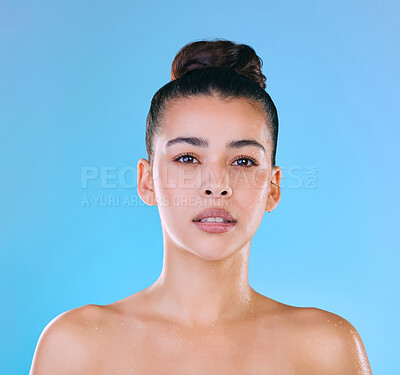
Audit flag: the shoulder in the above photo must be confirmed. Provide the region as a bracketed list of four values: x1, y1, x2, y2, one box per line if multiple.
[30, 304, 110, 375]
[288, 307, 372, 375]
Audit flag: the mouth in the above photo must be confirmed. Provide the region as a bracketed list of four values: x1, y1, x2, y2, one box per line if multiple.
[192, 208, 237, 233]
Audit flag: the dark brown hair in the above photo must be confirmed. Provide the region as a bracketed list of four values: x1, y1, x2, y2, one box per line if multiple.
[146, 38, 278, 166]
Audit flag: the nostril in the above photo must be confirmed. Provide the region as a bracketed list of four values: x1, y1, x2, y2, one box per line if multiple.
[204, 189, 229, 196]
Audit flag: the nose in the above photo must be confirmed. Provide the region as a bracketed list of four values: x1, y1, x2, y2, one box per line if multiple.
[200, 166, 233, 198]
[204, 187, 231, 196]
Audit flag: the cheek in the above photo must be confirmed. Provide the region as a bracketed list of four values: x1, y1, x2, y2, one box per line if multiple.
[230, 168, 269, 192]
[232, 169, 270, 223]
[153, 165, 199, 214]
[155, 166, 270, 199]
[156, 165, 199, 194]
[154, 163, 270, 209]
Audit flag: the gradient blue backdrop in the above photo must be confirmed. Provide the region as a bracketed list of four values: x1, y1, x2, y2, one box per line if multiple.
[1, 1, 399, 374]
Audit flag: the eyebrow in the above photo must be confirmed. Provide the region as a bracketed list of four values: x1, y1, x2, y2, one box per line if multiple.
[165, 136, 266, 153]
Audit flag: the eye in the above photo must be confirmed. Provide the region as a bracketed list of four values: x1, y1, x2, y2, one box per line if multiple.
[173, 153, 258, 167]
[232, 155, 258, 167]
[173, 152, 200, 164]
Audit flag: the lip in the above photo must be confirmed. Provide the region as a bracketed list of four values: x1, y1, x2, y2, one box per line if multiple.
[193, 220, 237, 233]
[192, 208, 237, 233]
[192, 208, 237, 223]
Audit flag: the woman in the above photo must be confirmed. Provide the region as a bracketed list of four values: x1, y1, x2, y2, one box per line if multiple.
[30, 39, 372, 374]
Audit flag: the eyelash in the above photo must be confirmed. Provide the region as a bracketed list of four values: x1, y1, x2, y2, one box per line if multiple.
[173, 152, 258, 167]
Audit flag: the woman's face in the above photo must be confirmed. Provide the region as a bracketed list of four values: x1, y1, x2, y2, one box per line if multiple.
[140, 95, 281, 260]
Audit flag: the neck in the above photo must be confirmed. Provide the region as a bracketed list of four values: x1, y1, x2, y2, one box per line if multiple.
[145, 231, 258, 326]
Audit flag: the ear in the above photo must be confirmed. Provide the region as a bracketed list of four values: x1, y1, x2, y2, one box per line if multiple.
[265, 166, 282, 213]
[137, 158, 157, 206]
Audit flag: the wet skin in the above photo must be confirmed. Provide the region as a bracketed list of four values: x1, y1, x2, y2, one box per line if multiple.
[30, 96, 372, 374]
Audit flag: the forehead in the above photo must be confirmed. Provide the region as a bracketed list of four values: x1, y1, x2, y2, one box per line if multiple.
[157, 96, 271, 147]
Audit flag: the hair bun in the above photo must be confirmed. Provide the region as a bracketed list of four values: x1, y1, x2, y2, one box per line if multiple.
[171, 39, 267, 90]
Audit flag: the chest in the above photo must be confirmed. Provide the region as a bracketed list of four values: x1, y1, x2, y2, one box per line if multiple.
[91, 324, 301, 375]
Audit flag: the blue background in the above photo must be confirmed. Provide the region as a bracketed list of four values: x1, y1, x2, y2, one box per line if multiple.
[1, 1, 399, 374]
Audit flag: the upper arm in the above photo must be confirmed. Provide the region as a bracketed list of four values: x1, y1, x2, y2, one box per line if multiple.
[302, 308, 372, 375]
[29, 305, 99, 375]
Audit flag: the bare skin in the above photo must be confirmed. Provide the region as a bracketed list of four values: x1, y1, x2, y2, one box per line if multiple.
[30, 96, 372, 374]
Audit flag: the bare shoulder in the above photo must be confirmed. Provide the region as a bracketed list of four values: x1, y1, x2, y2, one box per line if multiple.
[287, 306, 372, 375]
[30, 304, 110, 375]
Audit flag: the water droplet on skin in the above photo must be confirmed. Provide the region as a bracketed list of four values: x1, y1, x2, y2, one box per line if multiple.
[274, 315, 278, 319]
[350, 329, 354, 334]
[218, 295, 221, 299]
[334, 323, 337, 327]
[327, 319, 330, 323]
[100, 329, 104, 333]
[95, 326, 98, 330]
[211, 323, 215, 327]
[206, 335, 210, 338]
